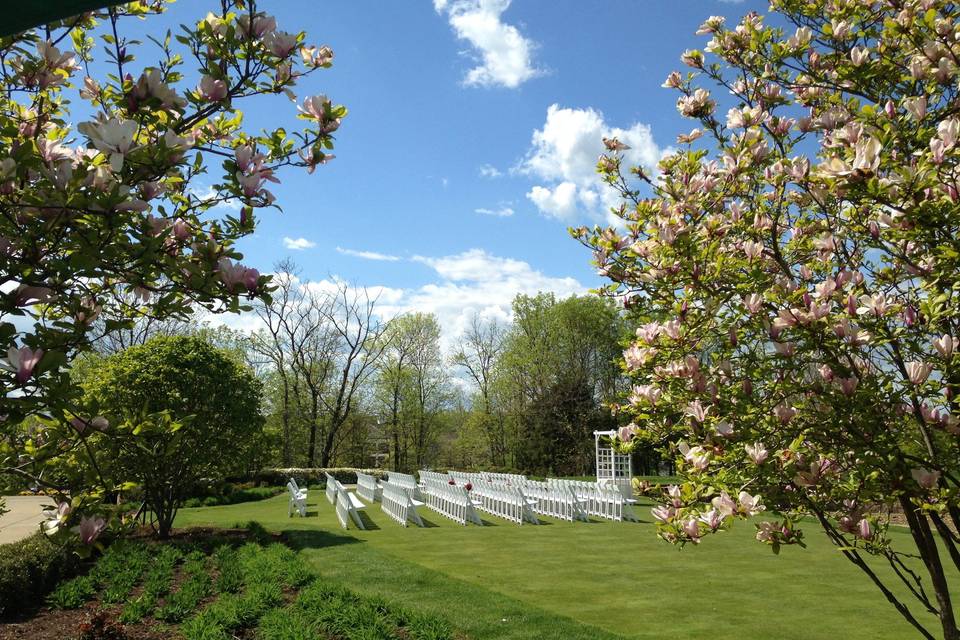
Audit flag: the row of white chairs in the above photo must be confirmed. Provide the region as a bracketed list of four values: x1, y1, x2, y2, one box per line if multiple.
[380, 480, 425, 527]
[324, 472, 366, 530]
[545, 478, 638, 522]
[420, 477, 483, 525]
[469, 480, 539, 525]
[521, 480, 589, 522]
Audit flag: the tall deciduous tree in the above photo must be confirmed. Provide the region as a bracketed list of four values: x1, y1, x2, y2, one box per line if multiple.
[453, 313, 507, 465]
[580, 3, 960, 637]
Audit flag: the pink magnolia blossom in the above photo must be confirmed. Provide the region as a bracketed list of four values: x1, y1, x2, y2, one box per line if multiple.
[237, 13, 276, 38]
[218, 259, 260, 294]
[738, 491, 765, 516]
[857, 518, 873, 540]
[630, 384, 661, 405]
[301, 45, 334, 67]
[715, 421, 734, 437]
[699, 508, 725, 531]
[837, 376, 859, 396]
[72, 515, 106, 545]
[911, 467, 940, 490]
[814, 278, 837, 299]
[711, 492, 737, 516]
[756, 521, 778, 543]
[680, 444, 711, 471]
[41, 502, 72, 535]
[905, 361, 933, 385]
[662, 319, 682, 340]
[774, 404, 796, 424]
[264, 31, 298, 58]
[617, 424, 638, 442]
[4, 346, 43, 383]
[77, 117, 137, 172]
[299, 95, 331, 120]
[684, 400, 708, 423]
[743, 293, 763, 314]
[933, 334, 958, 359]
[742, 241, 763, 261]
[903, 96, 927, 121]
[677, 89, 714, 117]
[683, 518, 701, 543]
[651, 505, 675, 523]
[197, 75, 228, 102]
[745, 442, 768, 465]
[938, 118, 959, 149]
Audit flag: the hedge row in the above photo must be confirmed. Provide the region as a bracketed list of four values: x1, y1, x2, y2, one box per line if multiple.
[237, 468, 389, 487]
[0, 533, 79, 619]
[182, 486, 285, 509]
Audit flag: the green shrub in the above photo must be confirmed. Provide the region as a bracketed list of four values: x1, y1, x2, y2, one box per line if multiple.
[154, 551, 213, 622]
[0, 532, 79, 618]
[119, 595, 155, 624]
[256, 607, 318, 640]
[48, 575, 97, 609]
[213, 546, 243, 594]
[236, 468, 387, 488]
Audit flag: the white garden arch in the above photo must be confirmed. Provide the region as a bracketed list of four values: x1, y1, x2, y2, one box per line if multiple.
[593, 430, 633, 499]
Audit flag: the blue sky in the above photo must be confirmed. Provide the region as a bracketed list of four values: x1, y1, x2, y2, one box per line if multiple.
[135, 0, 769, 343]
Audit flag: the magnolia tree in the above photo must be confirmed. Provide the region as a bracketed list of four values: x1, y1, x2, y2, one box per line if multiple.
[577, 1, 960, 638]
[0, 0, 344, 546]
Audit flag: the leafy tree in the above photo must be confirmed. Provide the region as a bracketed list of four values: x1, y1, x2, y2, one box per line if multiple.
[78, 335, 263, 538]
[495, 293, 623, 474]
[375, 313, 451, 471]
[579, 2, 960, 637]
[0, 0, 344, 541]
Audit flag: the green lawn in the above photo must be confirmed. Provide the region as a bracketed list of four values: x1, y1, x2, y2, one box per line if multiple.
[176, 491, 957, 640]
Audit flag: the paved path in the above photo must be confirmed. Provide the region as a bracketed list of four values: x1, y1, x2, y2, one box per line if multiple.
[0, 496, 50, 544]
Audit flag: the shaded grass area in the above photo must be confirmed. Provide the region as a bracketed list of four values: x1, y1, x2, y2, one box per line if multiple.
[176, 491, 960, 639]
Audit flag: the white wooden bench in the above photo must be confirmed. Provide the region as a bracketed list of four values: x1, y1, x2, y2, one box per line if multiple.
[380, 480, 424, 527]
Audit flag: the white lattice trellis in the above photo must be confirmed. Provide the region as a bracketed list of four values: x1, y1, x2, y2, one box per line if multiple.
[594, 430, 633, 499]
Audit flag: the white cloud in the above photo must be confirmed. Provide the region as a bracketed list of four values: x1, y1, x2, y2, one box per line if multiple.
[336, 247, 401, 262]
[474, 205, 514, 217]
[520, 104, 668, 222]
[283, 237, 316, 251]
[479, 164, 502, 178]
[395, 249, 583, 350]
[434, 0, 539, 88]
[205, 249, 583, 354]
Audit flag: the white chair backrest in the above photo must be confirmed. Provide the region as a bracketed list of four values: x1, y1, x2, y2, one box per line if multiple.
[356, 472, 379, 503]
[381, 480, 424, 527]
